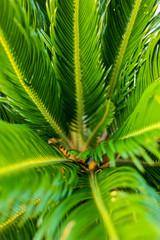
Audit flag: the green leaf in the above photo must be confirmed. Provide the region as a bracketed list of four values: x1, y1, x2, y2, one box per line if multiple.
[18, 0, 47, 30]
[115, 81, 160, 139]
[34, 167, 160, 240]
[1, 218, 38, 240]
[102, 0, 157, 97]
[117, 22, 160, 125]
[48, 0, 106, 149]
[0, 121, 79, 230]
[0, 0, 70, 145]
[83, 128, 160, 169]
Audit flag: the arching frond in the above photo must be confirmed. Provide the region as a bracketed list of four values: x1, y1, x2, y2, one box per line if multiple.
[47, 0, 106, 149]
[0, 0, 160, 239]
[114, 13, 160, 126]
[102, 0, 157, 97]
[0, 121, 79, 231]
[80, 129, 160, 169]
[115, 81, 160, 139]
[83, 81, 160, 168]
[34, 167, 160, 240]
[0, 0, 70, 145]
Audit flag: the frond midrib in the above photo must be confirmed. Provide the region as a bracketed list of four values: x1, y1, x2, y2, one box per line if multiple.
[0, 157, 68, 176]
[121, 122, 160, 139]
[83, 100, 111, 151]
[0, 29, 70, 146]
[73, 0, 84, 150]
[90, 171, 119, 240]
[107, 0, 141, 97]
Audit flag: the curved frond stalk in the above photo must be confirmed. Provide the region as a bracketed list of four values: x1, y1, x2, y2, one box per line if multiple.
[73, 0, 84, 150]
[107, 0, 141, 97]
[0, 157, 70, 176]
[0, 30, 70, 146]
[90, 170, 119, 240]
[83, 99, 114, 151]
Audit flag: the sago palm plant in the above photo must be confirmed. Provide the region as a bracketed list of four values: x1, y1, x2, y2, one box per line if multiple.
[0, 0, 160, 239]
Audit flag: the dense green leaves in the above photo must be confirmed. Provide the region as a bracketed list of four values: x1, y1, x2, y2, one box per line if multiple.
[34, 167, 160, 240]
[48, 0, 106, 146]
[0, 121, 79, 233]
[116, 16, 160, 125]
[0, 0, 69, 144]
[115, 81, 160, 139]
[102, 0, 157, 97]
[0, 0, 160, 239]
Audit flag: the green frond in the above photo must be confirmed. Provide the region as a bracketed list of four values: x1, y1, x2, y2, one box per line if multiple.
[18, 0, 47, 30]
[115, 81, 160, 139]
[0, 0, 160, 239]
[0, 0, 70, 145]
[1, 218, 37, 240]
[32, 0, 50, 31]
[82, 127, 160, 169]
[0, 121, 79, 230]
[116, 22, 160, 125]
[102, 0, 134, 73]
[48, 0, 106, 149]
[102, 0, 157, 97]
[34, 167, 160, 240]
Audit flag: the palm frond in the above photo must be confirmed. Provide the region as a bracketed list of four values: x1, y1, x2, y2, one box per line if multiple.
[0, 0, 160, 239]
[34, 167, 160, 240]
[115, 80, 160, 139]
[0, 0, 70, 145]
[0, 121, 79, 230]
[1, 218, 37, 240]
[84, 81, 160, 168]
[102, 0, 157, 97]
[116, 19, 160, 126]
[80, 129, 160, 169]
[47, 0, 106, 149]
[19, 0, 47, 30]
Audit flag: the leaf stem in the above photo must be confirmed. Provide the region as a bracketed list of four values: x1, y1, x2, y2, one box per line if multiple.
[73, 0, 84, 150]
[90, 170, 119, 240]
[83, 100, 111, 152]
